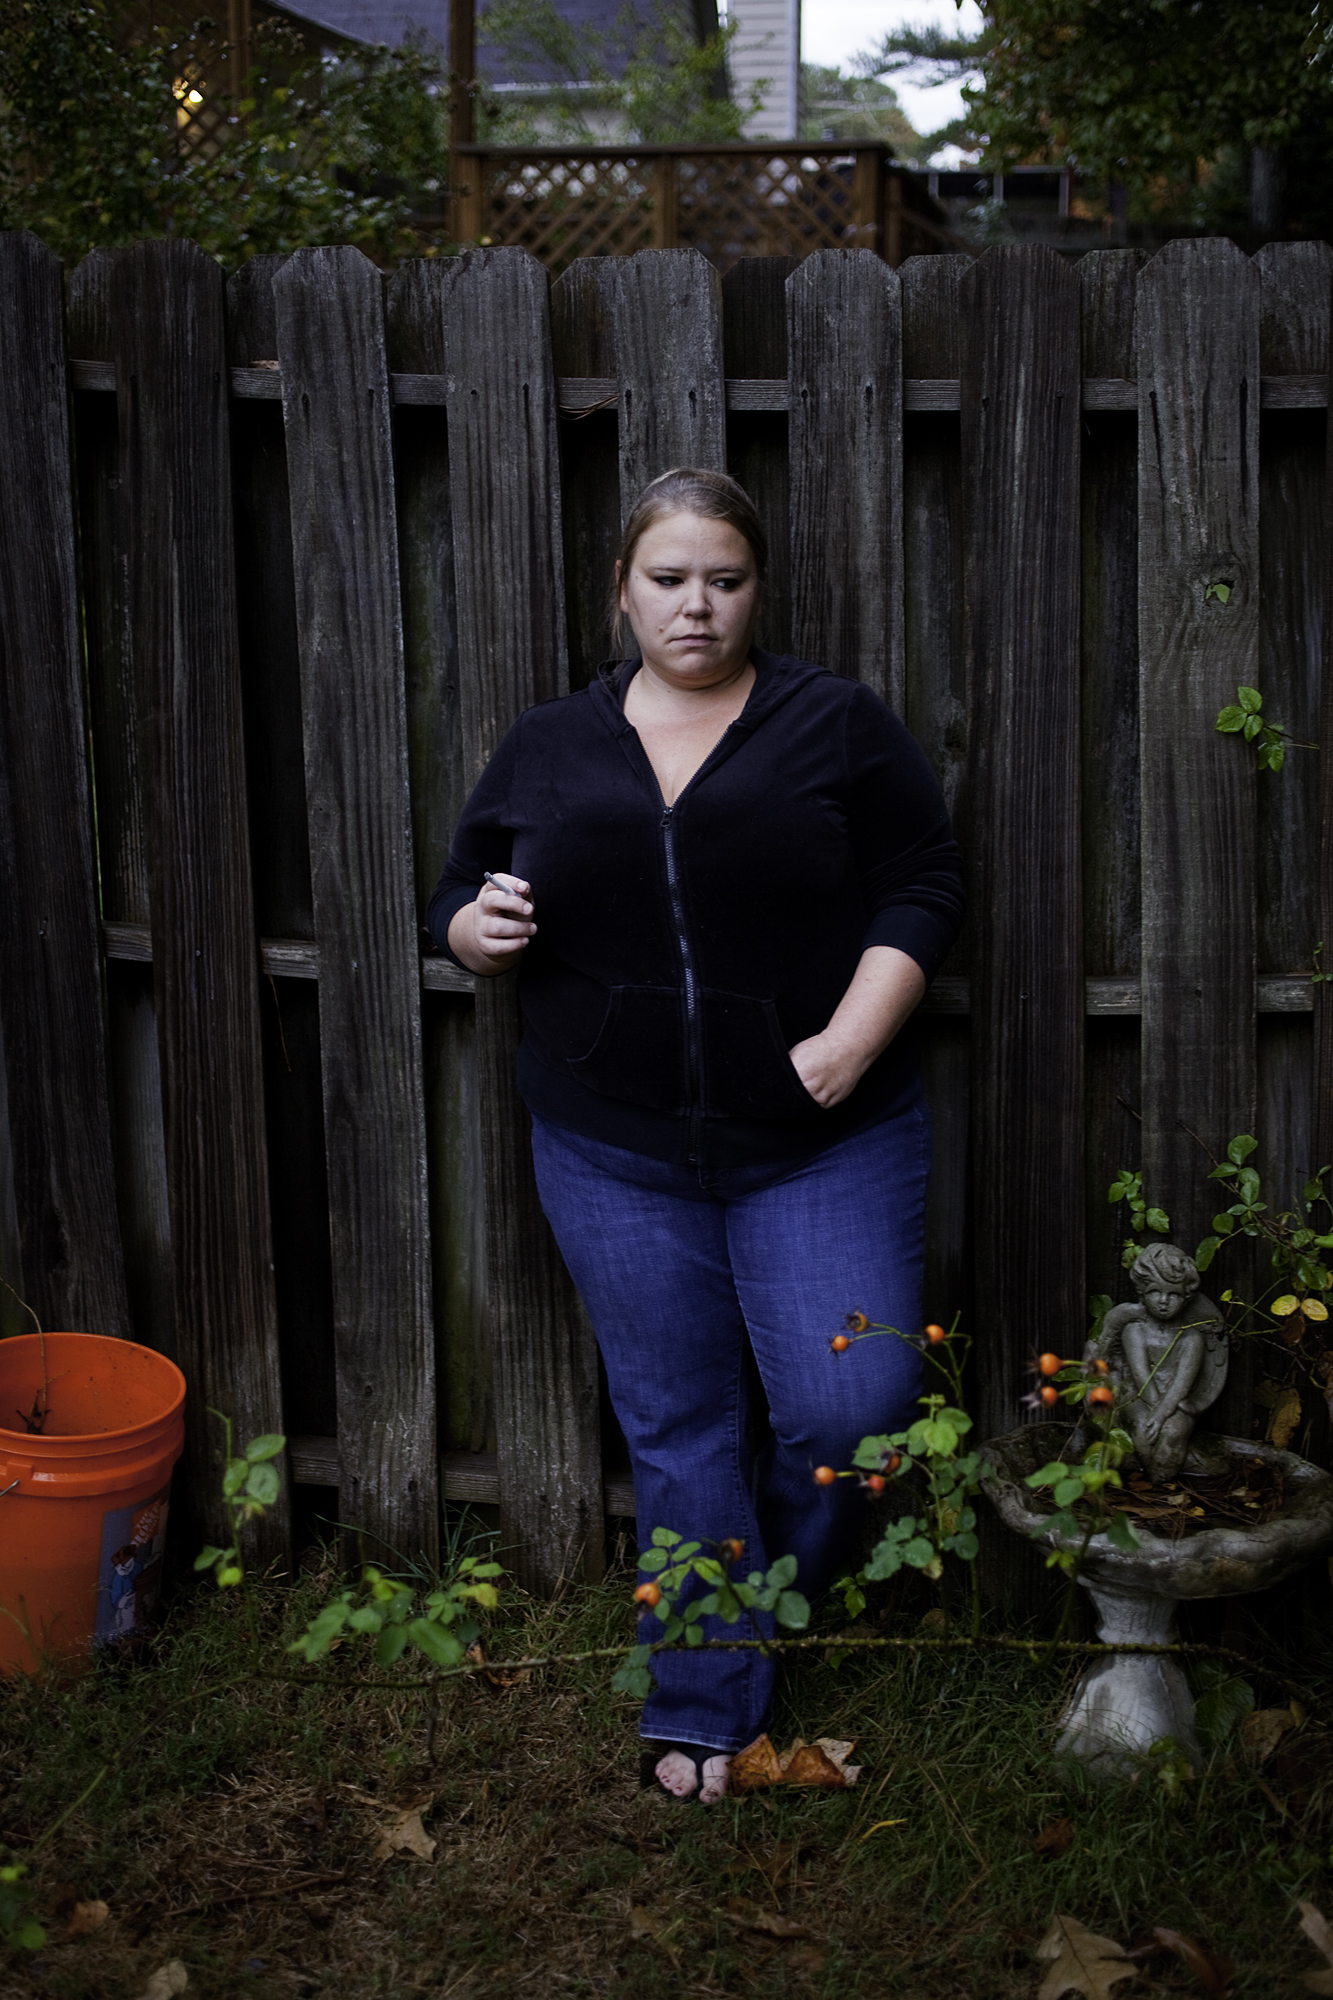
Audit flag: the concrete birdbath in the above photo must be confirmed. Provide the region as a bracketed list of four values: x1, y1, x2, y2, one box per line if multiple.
[982, 1245, 1333, 1779]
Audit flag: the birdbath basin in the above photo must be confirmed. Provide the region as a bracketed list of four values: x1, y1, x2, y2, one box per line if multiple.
[982, 1422, 1333, 1779]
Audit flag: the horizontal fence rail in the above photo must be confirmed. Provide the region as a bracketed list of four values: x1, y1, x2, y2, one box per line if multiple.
[0, 233, 1329, 1612]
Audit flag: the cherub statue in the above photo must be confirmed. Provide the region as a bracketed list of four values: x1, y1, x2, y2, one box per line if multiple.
[1085, 1243, 1228, 1482]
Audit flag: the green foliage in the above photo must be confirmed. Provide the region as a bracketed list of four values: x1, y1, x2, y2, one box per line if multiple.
[614, 1534, 811, 1699]
[477, 0, 761, 143]
[194, 1419, 286, 1591]
[1108, 1167, 1170, 1268]
[1216, 685, 1315, 774]
[1193, 1662, 1255, 1752]
[859, 2, 1333, 227]
[0, 3, 451, 265]
[0, 1861, 44, 1953]
[1024, 1423, 1141, 1572]
[798, 63, 921, 151]
[288, 1559, 501, 1669]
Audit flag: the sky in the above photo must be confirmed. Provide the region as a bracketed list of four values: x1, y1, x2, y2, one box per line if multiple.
[800, 0, 984, 150]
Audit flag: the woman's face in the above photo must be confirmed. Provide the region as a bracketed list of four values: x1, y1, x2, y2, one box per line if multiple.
[617, 511, 761, 691]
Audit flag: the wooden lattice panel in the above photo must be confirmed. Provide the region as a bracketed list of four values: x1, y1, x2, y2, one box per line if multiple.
[478, 155, 659, 273]
[676, 151, 871, 267]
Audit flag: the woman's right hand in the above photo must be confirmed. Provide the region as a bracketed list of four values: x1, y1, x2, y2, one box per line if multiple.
[447, 875, 536, 976]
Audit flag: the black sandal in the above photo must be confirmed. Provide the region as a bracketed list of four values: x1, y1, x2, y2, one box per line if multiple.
[639, 1740, 731, 1804]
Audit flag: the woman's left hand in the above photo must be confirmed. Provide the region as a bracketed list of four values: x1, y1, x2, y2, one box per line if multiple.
[787, 1032, 866, 1108]
[788, 946, 929, 1108]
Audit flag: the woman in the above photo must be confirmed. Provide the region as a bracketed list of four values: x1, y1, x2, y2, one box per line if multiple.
[428, 468, 964, 1803]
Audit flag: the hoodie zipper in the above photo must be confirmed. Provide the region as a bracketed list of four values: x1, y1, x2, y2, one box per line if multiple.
[660, 803, 703, 1163]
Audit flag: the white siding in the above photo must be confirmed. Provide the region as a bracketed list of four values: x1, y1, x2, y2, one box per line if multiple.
[726, 0, 800, 139]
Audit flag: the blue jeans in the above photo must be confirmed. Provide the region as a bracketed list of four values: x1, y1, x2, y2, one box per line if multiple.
[530, 1095, 930, 1754]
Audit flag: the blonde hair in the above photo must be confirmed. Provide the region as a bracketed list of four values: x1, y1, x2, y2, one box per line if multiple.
[608, 467, 768, 659]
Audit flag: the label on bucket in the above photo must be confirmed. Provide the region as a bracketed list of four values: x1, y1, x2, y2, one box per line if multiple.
[95, 1488, 170, 1644]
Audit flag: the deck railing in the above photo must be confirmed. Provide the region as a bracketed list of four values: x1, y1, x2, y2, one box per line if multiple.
[448, 141, 968, 271]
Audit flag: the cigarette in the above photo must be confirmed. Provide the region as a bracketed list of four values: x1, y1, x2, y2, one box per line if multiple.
[484, 871, 524, 897]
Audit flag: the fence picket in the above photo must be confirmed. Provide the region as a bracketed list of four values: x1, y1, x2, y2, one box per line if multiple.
[384, 259, 493, 1472]
[722, 257, 797, 654]
[788, 250, 904, 709]
[1078, 250, 1149, 1299]
[272, 246, 436, 1565]
[961, 248, 1084, 1469]
[434, 248, 604, 1591]
[901, 254, 970, 1346]
[608, 249, 726, 521]
[1137, 242, 1260, 1251]
[228, 257, 334, 1445]
[111, 240, 286, 1551]
[551, 259, 622, 685]
[0, 233, 130, 1339]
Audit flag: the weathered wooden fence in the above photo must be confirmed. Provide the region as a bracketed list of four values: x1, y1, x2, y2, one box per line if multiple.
[1, 231, 1330, 1606]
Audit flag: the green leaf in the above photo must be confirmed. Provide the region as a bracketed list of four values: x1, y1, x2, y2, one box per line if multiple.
[1106, 1511, 1141, 1552]
[611, 1663, 654, 1699]
[403, 1618, 461, 1666]
[1145, 1207, 1170, 1234]
[244, 1461, 280, 1507]
[244, 1432, 287, 1462]
[1238, 684, 1261, 711]
[1266, 738, 1286, 772]
[765, 1553, 798, 1590]
[949, 1530, 979, 1560]
[194, 1544, 224, 1570]
[347, 1605, 383, 1633]
[1215, 706, 1245, 732]
[776, 1589, 810, 1629]
[374, 1622, 409, 1666]
[1025, 1463, 1067, 1488]
[1243, 713, 1262, 741]
[864, 1540, 906, 1581]
[1054, 1477, 1085, 1507]
[1228, 1133, 1258, 1165]
[638, 1547, 668, 1573]
[1193, 1664, 1254, 1749]
[1194, 1236, 1220, 1272]
[853, 1434, 893, 1470]
[222, 1459, 248, 1498]
[902, 1537, 937, 1569]
[650, 1527, 680, 1548]
[217, 1564, 243, 1588]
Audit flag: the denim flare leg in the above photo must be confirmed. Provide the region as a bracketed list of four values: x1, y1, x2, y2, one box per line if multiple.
[530, 1092, 930, 1756]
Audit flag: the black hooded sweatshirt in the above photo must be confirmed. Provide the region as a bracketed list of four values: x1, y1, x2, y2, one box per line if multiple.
[427, 649, 965, 1183]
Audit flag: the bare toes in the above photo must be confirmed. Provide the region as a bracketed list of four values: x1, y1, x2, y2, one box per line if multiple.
[655, 1751, 698, 1797]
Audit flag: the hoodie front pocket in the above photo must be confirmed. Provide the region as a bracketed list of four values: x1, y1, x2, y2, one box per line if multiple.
[700, 989, 822, 1121]
[566, 985, 685, 1112]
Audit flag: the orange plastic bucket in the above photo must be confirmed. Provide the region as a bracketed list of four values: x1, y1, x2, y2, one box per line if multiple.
[0, 1333, 186, 1675]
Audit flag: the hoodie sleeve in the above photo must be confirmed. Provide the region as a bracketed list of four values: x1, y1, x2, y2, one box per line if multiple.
[844, 683, 965, 983]
[425, 718, 524, 967]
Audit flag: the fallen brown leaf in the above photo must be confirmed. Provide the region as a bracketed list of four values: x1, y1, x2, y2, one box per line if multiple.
[466, 1637, 531, 1688]
[1036, 1914, 1136, 2000]
[787, 1944, 829, 1972]
[730, 1734, 785, 1793]
[724, 1895, 815, 1939]
[1241, 1707, 1298, 1768]
[1032, 1817, 1076, 1860]
[1298, 1901, 1333, 1994]
[1153, 1926, 1233, 1997]
[729, 1734, 860, 1793]
[782, 1744, 847, 1789]
[628, 1905, 663, 1940]
[372, 1804, 436, 1863]
[338, 1784, 438, 1862]
[67, 1898, 109, 1936]
[134, 1964, 189, 2000]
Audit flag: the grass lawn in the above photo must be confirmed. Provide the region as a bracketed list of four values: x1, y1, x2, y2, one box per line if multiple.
[3, 1526, 1333, 1999]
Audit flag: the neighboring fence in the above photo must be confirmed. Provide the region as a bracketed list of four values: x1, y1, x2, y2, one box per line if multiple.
[448, 141, 965, 271]
[0, 233, 1329, 1607]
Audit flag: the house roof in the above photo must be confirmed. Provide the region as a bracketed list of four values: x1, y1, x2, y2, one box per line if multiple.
[267, 0, 707, 79]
